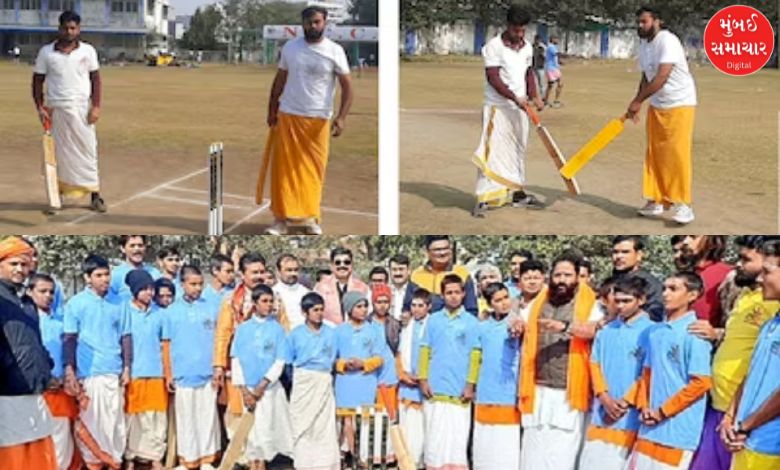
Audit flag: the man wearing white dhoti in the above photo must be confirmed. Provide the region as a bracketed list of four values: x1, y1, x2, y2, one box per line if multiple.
[471, 5, 544, 217]
[32, 10, 106, 213]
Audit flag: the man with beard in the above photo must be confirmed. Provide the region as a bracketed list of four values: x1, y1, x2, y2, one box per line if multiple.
[518, 252, 602, 470]
[0, 237, 58, 470]
[314, 247, 369, 325]
[688, 236, 780, 470]
[213, 252, 268, 452]
[272, 253, 310, 331]
[260, 6, 353, 235]
[475, 264, 502, 319]
[411, 236, 478, 316]
[630, 6, 697, 225]
[110, 236, 161, 301]
[0, 237, 37, 317]
[611, 235, 664, 321]
[32, 10, 106, 213]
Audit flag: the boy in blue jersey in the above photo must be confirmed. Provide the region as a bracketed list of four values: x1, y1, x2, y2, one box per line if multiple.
[286, 291, 340, 470]
[334, 291, 383, 466]
[472, 282, 521, 470]
[418, 274, 480, 470]
[123, 269, 167, 469]
[29, 273, 78, 470]
[721, 239, 780, 470]
[153, 278, 175, 309]
[397, 288, 431, 469]
[62, 254, 130, 469]
[627, 272, 712, 470]
[161, 265, 221, 469]
[580, 276, 654, 470]
[230, 284, 292, 470]
[156, 246, 183, 300]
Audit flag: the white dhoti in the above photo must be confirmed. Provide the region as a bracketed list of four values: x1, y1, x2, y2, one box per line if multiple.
[175, 383, 220, 467]
[51, 102, 100, 197]
[399, 402, 424, 467]
[423, 400, 470, 470]
[244, 381, 293, 462]
[74, 375, 126, 468]
[125, 411, 167, 461]
[472, 104, 529, 207]
[51, 417, 74, 470]
[290, 368, 340, 470]
[624, 449, 693, 470]
[472, 421, 521, 470]
[580, 438, 632, 470]
[520, 385, 585, 470]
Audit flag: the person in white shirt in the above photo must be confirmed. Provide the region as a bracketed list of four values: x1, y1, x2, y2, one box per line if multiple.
[472, 5, 545, 218]
[389, 254, 418, 322]
[32, 10, 106, 213]
[260, 6, 354, 235]
[272, 253, 310, 330]
[628, 6, 698, 225]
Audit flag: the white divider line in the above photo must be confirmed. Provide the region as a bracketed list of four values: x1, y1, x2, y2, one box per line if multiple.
[66, 167, 208, 226]
[164, 185, 378, 218]
[400, 108, 479, 115]
[145, 193, 249, 210]
[224, 201, 272, 234]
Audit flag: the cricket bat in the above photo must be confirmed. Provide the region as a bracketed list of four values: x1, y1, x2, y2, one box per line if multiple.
[165, 399, 177, 468]
[42, 117, 61, 209]
[389, 424, 416, 470]
[522, 103, 581, 196]
[559, 115, 627, 179]
[218, 411, 255, 470]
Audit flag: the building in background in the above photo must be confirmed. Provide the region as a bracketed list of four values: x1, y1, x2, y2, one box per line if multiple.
[307, 0, 350, 25]
[0, 0, 172, 61]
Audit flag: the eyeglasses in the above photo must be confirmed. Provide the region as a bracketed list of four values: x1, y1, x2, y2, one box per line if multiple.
[334, 259, 352, 267]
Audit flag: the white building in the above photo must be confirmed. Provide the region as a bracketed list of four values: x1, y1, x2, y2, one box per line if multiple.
[1, 0, 172, 60]
[307, 0, 351, 25]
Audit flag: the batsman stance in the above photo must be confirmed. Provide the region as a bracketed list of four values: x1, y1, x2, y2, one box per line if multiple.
[32, 11, 107, 213]
[471, 5, 544, 218]
[628, 6, 697, 225]
[258, 5, 353, 235]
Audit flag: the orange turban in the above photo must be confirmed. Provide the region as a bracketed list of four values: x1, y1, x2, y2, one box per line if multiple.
[0, 236, 34, 261]
[372, 283, 392, 303]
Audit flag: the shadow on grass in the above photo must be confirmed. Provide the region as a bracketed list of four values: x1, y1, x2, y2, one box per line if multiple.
[401, 181, 640, 220]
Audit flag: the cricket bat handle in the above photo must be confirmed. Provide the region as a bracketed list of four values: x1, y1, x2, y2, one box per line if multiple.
[521, 102, 542, 127]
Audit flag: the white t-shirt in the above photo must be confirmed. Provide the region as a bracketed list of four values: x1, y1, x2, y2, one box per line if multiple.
[34, 41, 99, 107]
[278, 37, 350, 119]
[638, 30, 697, 109]
[273, 282, 310, 330]
[482, 35, 533, 108]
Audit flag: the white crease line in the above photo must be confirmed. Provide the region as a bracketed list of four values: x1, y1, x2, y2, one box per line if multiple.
[165, 185, 377, 218]
[145, 194, 250, 210]
[66, 167, 208, 225]
[225, 202, 271, 234]
[400, 108, 479, 115]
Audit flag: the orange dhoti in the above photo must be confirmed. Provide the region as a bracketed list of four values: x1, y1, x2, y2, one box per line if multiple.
[125, 378, 168, 461]
[643, 105, 695, 205]
[256, 111, 330, 223]
[0, 436, 58, 470]
[44, 390, 80, 470]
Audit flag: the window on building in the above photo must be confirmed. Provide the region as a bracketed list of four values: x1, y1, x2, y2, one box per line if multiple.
[146, 0, 153, 13]
[49, 0, 60, 9]
[111, 0, 123, 12]
[62, 0, 74, 10]
[20, 0, 42, 10]
[125, 1, 137, 12]
[1, 0, 14, 10]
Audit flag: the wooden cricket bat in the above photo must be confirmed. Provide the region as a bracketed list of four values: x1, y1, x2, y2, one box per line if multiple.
[165, 399, 177, 468]
[389, 424, 416, 470]
[42, 117, 61, 209]
[559, 116, 627, 179]
[522, 104, 581, 195]
[218, 411, 255, 470]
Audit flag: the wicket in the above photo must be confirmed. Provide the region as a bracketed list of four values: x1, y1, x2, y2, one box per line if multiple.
[208, 142, 224, 235]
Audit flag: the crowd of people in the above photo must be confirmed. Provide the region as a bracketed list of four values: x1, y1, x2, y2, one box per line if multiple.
[1, 235, 779, 470]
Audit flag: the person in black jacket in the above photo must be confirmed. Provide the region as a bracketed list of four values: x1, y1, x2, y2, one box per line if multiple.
[610, 235, 665, 321]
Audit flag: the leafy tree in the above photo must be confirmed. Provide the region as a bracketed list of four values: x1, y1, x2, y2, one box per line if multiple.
[180, 5, 224, 50]
[349, 0, 379, 25]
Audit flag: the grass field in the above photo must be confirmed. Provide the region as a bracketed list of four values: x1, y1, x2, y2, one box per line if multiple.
[0, 62, 377, 234]
[400, 58, 779, 233]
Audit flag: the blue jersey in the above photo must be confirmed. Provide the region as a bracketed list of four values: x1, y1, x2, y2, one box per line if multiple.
[230, 316, 287, 389]
[545, 43, 560, 70]
[421, 308, 480, 397]
[639, 312, 712, 451]
[590, 313, 654, 432]
[285, 323, 337, 372]
[334, 321, 382, 408]
[399, 317, 428, 403]
[126, 301, 165, 379]
[110, 262, 161, 302]
[38, 310, 65, 379]
[162, 296, 219, 387]
[736, 314, 780, 455]
[63, 288, 129, 378]
[475, 315, 520, 406]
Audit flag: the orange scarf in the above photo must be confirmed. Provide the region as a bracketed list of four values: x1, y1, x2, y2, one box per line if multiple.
[519, 282, 596, 413]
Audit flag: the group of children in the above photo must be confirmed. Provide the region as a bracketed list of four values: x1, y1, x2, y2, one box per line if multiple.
[21, 245, 779, 470]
